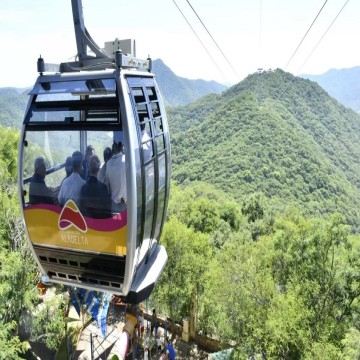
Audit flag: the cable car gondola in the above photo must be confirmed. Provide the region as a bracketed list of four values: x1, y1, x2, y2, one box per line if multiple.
[18, 0, 170, 304]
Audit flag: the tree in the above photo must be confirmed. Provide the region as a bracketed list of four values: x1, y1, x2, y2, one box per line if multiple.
[0, 126, 39, 356]
[341, 328, 360, 360]
[151, 217, 211, 333]
[272, 213, 360, 346]
[0, 321, 28, 360]
[30, 290, 67, 351]
[200, 211, 360, 359]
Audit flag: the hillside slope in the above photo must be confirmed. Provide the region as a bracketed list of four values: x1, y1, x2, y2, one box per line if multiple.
[301, 66, 360, 112]
[170, 69, 360, 231]
[0, 88, 28, 128]
[152, 59, 227, 107]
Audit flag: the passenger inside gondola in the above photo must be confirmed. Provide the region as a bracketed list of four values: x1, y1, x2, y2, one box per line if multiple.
[97, 146, 113, 183]
[141, 123, 153, 163]
[79, 155, 112, 218]
[105, 135, 126, 213]
[58, 151, 85, 206]
[82, 145, 95, 180]
[60, 156, 73, 186]
[29, 156, 58, 205]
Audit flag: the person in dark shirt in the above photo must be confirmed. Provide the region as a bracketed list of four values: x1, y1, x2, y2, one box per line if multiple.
[64, 156, 73, 178]
[29, 157, 56, 205]
[81, 144, 95, 180]
[79, 155, 112, 218]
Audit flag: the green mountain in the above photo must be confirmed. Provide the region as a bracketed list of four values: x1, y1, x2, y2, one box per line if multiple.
[301, 66, 360, 112]
[169, 69, 360, 231]
[152, 59, 227, 107]
[0, 88, 28, 128]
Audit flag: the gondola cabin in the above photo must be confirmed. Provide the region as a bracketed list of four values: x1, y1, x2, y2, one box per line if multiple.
[18, 51, 170, 303]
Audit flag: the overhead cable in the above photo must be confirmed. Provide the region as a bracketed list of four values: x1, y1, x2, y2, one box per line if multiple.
[185, 0, 240, 81]
[284, 0, 328, 70]
[297, 0, 350, 71]
[277, 0, 350, 101]
[172, 0, 226, 80]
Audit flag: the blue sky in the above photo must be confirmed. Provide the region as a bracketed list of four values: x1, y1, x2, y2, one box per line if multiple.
[0, 0, 359, 87]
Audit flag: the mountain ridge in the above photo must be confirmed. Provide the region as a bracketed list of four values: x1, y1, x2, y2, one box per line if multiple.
[152, 59, 227, 106]
[169, 69, 360, 231]
[301, 66, 360, 112]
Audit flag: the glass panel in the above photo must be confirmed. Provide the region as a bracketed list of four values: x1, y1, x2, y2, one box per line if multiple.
[155, 134, 165, 151]
[146, 87, 157, 101]
[132, 87, 146, 103]
[143, 163, 155, 241]
[31, 79, 116, 95]
[28, 90, 119, 124]
[150, 102, 160, 117]
[23, 129, 126, 220]
[154, 156, 166, 240]
[30, 109, 81, 122]
[141, 121, 153, 163]
[30, 107, 118, 123]
[136, 103, 148, 120]
[158, 155, 166, 189]
[155, 117, 163, 135]
[22, 127, 128, 256]
[23, 130, 80, 204]
[154, 189, 166, 241]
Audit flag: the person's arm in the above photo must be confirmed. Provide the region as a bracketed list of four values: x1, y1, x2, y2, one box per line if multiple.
[58, 185, 64, 206]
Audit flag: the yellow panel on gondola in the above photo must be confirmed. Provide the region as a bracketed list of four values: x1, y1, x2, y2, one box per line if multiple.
[24, 200, 127, 256]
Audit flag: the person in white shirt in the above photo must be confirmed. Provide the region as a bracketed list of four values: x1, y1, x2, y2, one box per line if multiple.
[105, 141, 126, 212]
[141, 123, 153, 163]
[144, 347, 149, 360]
[58, 151, 85, 206]
[156, 336, 164, 351]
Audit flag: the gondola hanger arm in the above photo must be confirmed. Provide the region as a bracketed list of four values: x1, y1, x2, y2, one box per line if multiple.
[71, 0, 111, 60]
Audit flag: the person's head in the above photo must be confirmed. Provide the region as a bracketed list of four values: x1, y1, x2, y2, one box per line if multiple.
[85, 145, 95, 163]
[113, 141, 123, 154]
[72, 151, 84, 173]
[65, 156, 73, 177]
[89, 155, 101, 176]
[34, 157, 46, 178]
[165, 337, 170, 345]
[103, 147, 113, 163]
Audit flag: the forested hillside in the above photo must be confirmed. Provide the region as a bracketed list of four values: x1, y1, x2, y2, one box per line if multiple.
[1, 75, 360, 357]
[169, 69, 360, 231]
[0, 88, 28, 128]
[0, 126, 68, 357]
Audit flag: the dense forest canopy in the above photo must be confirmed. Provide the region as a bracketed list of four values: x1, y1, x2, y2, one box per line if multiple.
[169, 69, 360, 232]
[1, 68, 360, 358]
[0, 88, 28, 129]
[151, 182, 360, 359]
